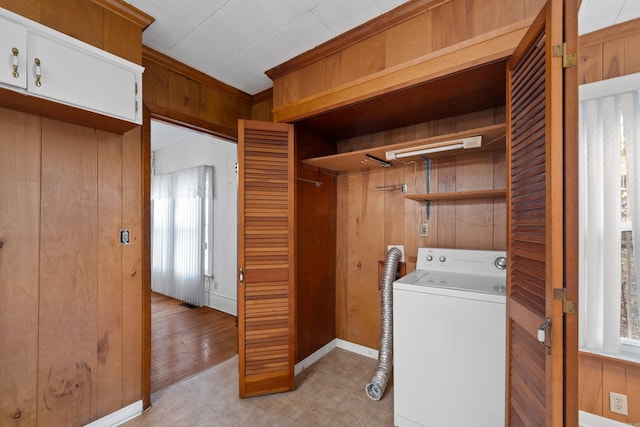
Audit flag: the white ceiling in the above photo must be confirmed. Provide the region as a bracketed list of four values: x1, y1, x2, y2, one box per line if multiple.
[146, 0, 640, 150]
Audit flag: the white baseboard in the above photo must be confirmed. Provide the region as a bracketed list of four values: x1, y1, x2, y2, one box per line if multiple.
[83, 400, 142, 427]
[294, 339, 378, 376]
[206, 291, 237, 316]
[294, 340, 337, 375]
[336, 339, 379, 359]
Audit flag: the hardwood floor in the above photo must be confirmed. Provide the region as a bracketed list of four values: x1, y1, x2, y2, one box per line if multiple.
[151, 292, 238, 393]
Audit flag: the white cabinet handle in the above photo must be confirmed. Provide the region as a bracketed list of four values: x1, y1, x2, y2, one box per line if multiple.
[34, 57, 41, 87]
[12, 47, 19, 78]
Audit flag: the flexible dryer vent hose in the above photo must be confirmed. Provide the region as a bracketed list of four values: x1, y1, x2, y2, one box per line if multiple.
[365, 247, 402, 401]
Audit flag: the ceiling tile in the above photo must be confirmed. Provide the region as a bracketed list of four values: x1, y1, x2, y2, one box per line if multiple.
[169, 38, 227, 74]
[216, 0, 287, 44]
[265, 0, 325, 22]
[618, 0, 640, 25]
[242, 36, 293, 71]
[155, 0, 229, 26]
[214, 54, 273, 94]
[578, 0, 624, 34]
[311, 0, 380, 36]
[186, 14, 252, 60]
[373, 0, 411, 13]
[274, 12, 333, 56]
[134, 0, 196, 51]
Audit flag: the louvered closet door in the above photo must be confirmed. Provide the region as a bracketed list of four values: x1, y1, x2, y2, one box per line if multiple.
[505, 0, 577, 424]
[237, 120, 295, 398]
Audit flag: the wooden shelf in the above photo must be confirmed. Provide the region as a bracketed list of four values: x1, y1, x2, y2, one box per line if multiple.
[301, 124, 505, 173]
[405, 189, 506, 202]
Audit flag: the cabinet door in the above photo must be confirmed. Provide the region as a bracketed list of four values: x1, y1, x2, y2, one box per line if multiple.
[27, 32, 139, 123]
[0, 15, 27, 89]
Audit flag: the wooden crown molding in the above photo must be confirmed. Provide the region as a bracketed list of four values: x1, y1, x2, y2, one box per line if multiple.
[90, 0, 155, 29]
[142, 45, 252, 101]
[265, 0, 451, 81]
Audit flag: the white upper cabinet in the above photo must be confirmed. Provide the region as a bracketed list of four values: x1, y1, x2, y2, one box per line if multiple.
[0, 14, 27, 89]
[27, 32, 139, 123]
[0, 7, 143, 125]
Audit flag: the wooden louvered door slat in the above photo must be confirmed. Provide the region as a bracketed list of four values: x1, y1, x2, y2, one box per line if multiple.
[505, 0, 577, 424]
[238, 120, 295, 398]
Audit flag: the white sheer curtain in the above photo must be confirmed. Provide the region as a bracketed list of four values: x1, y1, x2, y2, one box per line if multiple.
[579, 86, 640, 354]
[151, 165, 213, 307]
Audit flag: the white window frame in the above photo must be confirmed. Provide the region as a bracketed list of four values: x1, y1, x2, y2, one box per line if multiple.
[579, 72, 640, 361]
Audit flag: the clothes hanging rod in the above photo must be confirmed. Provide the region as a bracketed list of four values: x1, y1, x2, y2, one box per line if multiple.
[295, 177, 323, 187]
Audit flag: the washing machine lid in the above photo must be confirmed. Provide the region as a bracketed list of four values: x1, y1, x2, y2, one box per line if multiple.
[394, 270, 506, 296]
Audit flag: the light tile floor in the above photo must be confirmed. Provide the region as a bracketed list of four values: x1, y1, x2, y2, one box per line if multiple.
[124, 348, 394, 427]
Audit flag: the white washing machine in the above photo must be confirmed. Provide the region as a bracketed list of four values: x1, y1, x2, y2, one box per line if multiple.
[393, 247, 507, 427]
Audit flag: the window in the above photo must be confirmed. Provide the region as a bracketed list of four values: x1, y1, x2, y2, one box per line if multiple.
[151, 165, 213, 307]
[579, 73, 640, 359]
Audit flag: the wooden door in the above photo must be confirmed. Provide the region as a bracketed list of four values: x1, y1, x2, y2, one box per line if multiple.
[505, 0, 577, 425]
[237, 119, 295, 398]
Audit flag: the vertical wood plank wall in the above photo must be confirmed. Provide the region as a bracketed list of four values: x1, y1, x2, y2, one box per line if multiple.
[295, 126, 337, 362]
[0, 108, 41, 425]
[335, 108, 506, 348]
[0, 1, 148, 425]
[577, 18, 640, 425]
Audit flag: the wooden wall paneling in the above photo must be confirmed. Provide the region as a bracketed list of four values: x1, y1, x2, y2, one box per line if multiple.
[454, 152, 496, 249]
[524, 0, 547, 17]
[466, 0, 525, 37]
[493, 150, 507, 250]
[168, 71, 201, 119]
[335, 33, 386, 87]
[578, 43, 604, 84]
[435, 157, 457, 247]
[603, 37, 626, 80]
[251, 89, 274, 122]
[38, 119, 98, 426]
[402, 162, 425, 270]
[628, 366, 640, 423]
[602, 362, 627, 422]
[0, 108, 41, 425]
[294, 126, 337, 362]
[335, 175, 349, 341]
[625, 34, 640, 75]
[142, 60, 170, 109]
[97, 130, 124, 417]
[428, 0, 471, 52]
[122, 126, 143, 405]
[344, 171, 386, 348]
[103, 12, 142, 64]
[383, 164, 406, 250]
[0, 0, 40, 21]
[385, 13, 432, 68]
[578, 355, 603, 415]
[41, 0, 104, 50]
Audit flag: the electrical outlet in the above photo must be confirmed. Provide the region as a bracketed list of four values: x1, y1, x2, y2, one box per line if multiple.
[610, 392, 628, 416]
[420, 223, 429, 236]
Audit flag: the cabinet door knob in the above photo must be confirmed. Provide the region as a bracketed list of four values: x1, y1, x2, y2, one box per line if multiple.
[11, 47, 19, 78]
[34, 58, 41, 87]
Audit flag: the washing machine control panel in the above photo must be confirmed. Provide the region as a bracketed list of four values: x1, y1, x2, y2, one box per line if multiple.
[416, 247, 507, 277]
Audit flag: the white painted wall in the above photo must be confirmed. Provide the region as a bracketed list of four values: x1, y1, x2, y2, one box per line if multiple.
[154, 134, 238, 316]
